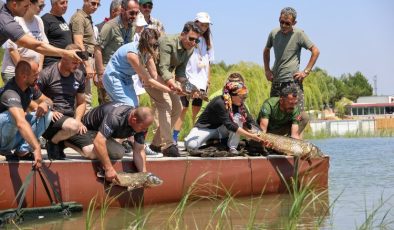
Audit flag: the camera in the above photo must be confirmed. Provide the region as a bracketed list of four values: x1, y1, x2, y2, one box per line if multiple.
[76, 51, 89, 61]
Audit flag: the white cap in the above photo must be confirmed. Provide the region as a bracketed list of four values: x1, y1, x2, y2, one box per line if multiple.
[135, 13, 148, 27]
[195, 12, 212, 24]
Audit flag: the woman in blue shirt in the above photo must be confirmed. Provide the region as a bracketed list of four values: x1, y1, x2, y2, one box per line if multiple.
[103, 28, 171, 107]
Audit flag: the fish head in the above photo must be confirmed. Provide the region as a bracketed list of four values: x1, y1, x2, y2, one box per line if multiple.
[146, 173, 163, 187]
[310, 145, 324, 157]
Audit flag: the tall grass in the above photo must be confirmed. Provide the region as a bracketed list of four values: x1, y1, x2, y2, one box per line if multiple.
[357, 194, 394, 230]
[277, 157, 330, 230]
[85, 185, 126, 230]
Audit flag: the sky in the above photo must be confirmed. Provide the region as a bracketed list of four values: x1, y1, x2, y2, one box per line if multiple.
[41, 0, 394, 95]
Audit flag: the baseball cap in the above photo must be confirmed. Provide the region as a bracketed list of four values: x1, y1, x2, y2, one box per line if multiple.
[135, 13, 148, 27]
[195, 12, 212, 24]
[139, 0, 153, 4]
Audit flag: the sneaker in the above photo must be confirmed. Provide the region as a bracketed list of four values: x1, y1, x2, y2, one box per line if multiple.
[145, 144, 163, 158]
[162, 144, 180, 157]
[122, 140, 133, 154]
[229, 147, 239, 156]
[47, 141, 66, 160]
[39, 137, 47, 149]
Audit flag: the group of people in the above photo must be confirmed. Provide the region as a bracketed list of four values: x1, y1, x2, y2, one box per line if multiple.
[0, 0, 319, 182]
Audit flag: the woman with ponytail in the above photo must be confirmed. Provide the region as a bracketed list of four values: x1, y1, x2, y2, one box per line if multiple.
[184, 73, 267, 155]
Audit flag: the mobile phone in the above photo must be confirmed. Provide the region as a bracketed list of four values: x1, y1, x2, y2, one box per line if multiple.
[76, 50, 89, 60]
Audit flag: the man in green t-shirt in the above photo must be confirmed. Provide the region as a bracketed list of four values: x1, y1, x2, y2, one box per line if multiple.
[257, 84, 308, 139]
[263, 7, 320, 110]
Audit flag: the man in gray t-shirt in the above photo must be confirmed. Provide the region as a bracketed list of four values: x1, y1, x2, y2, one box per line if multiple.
[0, 1, 80, 63]
[263, 7, 320, 110]
[38, 44, 87, 160]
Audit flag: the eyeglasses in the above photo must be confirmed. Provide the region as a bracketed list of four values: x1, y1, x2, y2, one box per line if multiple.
[129, 10, 139, 16]
[187, 36, 200, 44]
[38, 4, 45, 10]
[279, 20, 292, 27]
[142, 3, 153, 9]
[90, 1, 101, 7]
[238, 94, 248, 100]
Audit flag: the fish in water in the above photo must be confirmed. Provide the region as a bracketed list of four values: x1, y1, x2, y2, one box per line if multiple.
[97, 171, 163, 191]
[257, 132, 325, 159]
[181, 80, 209, 102]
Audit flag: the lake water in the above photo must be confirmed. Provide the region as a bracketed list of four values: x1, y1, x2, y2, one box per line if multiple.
[8, 137, 394, 229]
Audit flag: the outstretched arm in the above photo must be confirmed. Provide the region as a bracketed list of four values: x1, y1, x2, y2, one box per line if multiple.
[132, 142, 147, 173]
[16, 34, 82, 62]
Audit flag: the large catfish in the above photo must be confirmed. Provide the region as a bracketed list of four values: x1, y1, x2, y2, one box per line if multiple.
[250, 125, 325, 159]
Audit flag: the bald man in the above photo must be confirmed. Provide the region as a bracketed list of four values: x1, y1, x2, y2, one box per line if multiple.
[67, 102, 154, 182]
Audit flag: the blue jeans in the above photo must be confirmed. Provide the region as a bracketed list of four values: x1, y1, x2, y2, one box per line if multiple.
[103, 73, 138, 107]
[0, 111, 52, 153]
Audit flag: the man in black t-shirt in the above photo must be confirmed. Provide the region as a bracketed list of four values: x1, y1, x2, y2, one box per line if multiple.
[41, 0, 73, 68]
[38, 44, 87, 160]
[67, 102, 154, 182]
[0, 59, 53, 168]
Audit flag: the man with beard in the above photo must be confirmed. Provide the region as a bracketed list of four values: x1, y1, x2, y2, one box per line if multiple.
[257, 84, 307, 139]
[0, 59, 53, 168]
[38, 44, 87, 160]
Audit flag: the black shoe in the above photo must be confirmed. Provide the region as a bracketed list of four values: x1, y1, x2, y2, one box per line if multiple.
[162, 145, 180, 157]
[149, 144, 161, 153]
[47, 141, 66, 160]
[18, 152, 35, 161]
[122, 140, 133, 153]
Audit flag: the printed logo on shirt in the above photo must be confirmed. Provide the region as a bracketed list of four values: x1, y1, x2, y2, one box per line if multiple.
[103, 123, 113, 137]
[73, 81, 80, 90]
[113, 103, 126, 108]
[59, 23, 70, 31]
[7, 98, 20, 103]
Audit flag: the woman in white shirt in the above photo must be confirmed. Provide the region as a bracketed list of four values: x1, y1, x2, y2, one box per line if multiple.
[1, 0, 48, 84]
[173, 12, 215, 143]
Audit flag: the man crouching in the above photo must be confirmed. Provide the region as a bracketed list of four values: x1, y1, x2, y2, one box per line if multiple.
[67, 102, 153, 182]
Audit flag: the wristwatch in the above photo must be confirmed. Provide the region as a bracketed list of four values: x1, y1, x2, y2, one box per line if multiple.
[304, 69, 311, 75]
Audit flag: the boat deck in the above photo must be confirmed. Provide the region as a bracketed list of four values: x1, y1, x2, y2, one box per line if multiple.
[0, 144, 330, 209]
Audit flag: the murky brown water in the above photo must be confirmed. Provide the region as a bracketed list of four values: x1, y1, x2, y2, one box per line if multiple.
[4, 137, 394, 229]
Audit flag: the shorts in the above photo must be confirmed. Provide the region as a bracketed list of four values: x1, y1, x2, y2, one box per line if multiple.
[42, 115, 70, 140]
[67, 130, 125, 159]
[180, 95, 203, 108]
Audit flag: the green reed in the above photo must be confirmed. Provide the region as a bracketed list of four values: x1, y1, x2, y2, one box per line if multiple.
[357, 194, 394, 230]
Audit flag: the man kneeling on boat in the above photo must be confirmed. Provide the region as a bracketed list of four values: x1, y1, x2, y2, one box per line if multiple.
[38, 44, 87, 160]
[67, 102, 153, 182]
[257, 84, 308, 140]
[184, 81, 267, 155]
[0, 59, 53, 168]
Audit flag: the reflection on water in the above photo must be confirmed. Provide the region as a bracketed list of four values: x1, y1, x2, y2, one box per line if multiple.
[6, 137, 394, 229]
[12, 193, 329, 229]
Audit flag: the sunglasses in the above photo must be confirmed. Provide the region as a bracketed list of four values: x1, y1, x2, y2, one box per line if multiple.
[90, 1, 101, 7]
[38, 4, 45, 10]
[188, 36, 200, 44]
[280, 20, 292, 27]
[142, 3, 153, 9]
[129, 10, 139, 16]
